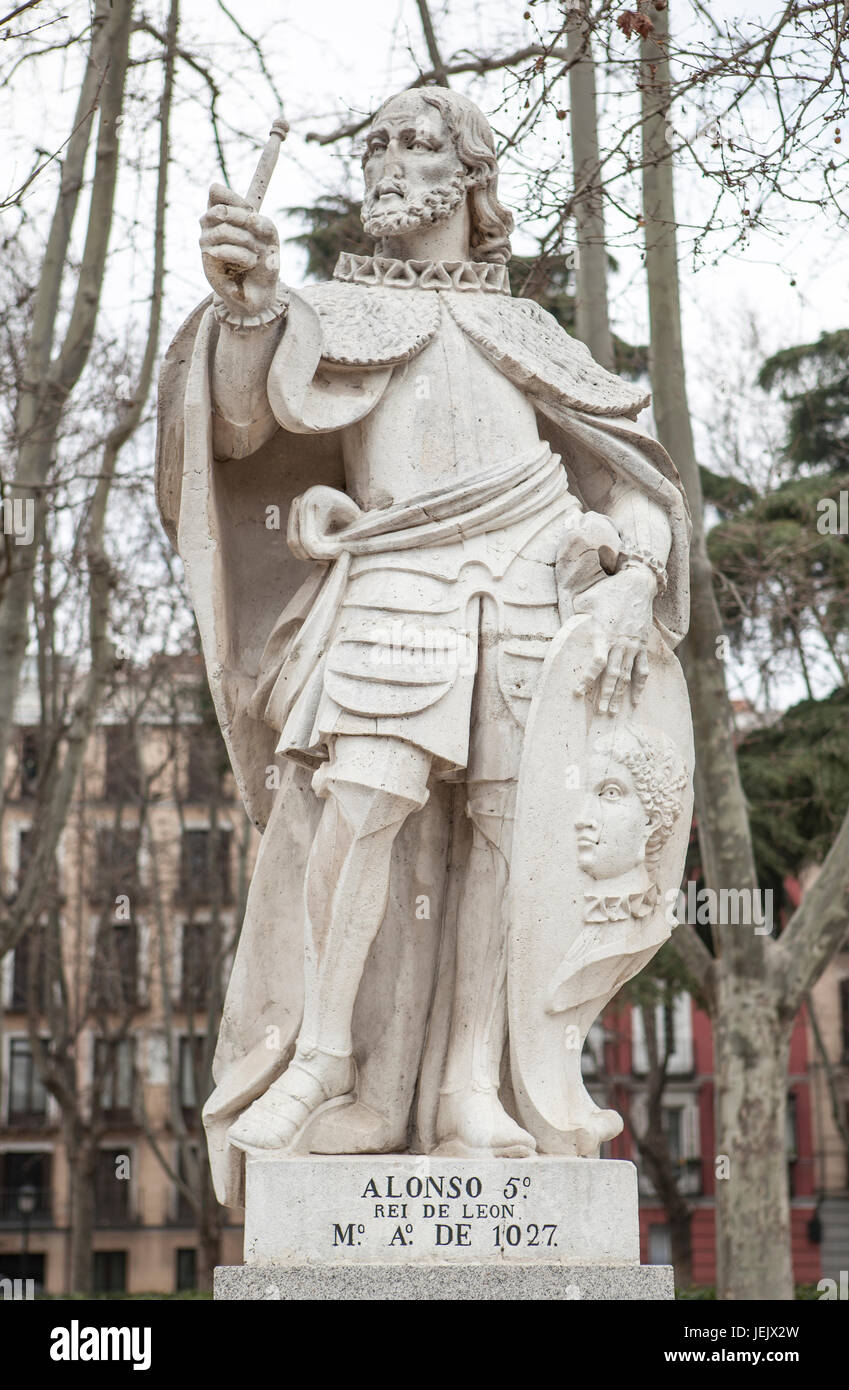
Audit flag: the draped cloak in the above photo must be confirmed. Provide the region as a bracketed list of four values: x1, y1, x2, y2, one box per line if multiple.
[155, 266, 692, 1206]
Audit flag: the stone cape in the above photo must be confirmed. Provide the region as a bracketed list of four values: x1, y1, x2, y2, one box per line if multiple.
[155, 274, 692, 1208]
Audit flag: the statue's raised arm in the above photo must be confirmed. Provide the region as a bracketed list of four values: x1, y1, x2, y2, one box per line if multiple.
[199, 119, 291, 460]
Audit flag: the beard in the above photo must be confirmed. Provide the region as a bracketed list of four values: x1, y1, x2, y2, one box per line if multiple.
[361, 170, 467, 241]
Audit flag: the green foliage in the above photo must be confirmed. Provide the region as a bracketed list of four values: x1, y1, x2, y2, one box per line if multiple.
[758, 329, 849, 474]
[699, 463, 755, 517]
[706, 472, 849, 652]
[287, 194, 372, 283]
[737, 684, 849, 885]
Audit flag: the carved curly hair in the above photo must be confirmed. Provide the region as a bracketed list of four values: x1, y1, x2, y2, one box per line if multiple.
[593, 723, 689, 870]
[368, 89, 514, 264]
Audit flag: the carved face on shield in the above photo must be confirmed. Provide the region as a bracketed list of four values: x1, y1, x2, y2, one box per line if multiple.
[575, 724, 688, 883]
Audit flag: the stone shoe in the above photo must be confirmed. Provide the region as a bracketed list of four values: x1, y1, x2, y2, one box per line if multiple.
[228, 1047, 356, 1155]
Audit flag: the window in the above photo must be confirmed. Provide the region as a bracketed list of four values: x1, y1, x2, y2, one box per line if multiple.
[175, 1145, 199, 1225]
[94, 1150, 131, 1226]
[0, 1253, 46, 1289]
[786, 1091, 799, 1196]
[635, 1099, 701, 1198]
[94, 827, 139, 902]
[187, 727, 225, 802]
[178, 1036, 208, 1116]
[7, 1039, 48, 1125]
[94, 1038, 135, 1122]
[104, 725, 140, 802]
[10, 928, 48, 1012]
[648, 1223, 672, 1265]
[181, 924, 211, 1009]
[786, 1092, 798, 1162]
[663, 1106, 683, 1164]
[179, 828, 231, 903]
[19, 730, 39, 798]
[0, 1151, 52, 1223]
[176, 1247, 197, 1291]
[92, 1250, 127, 1294]
[631, 994, 694, 1075]
[91, 922, 137, 1010]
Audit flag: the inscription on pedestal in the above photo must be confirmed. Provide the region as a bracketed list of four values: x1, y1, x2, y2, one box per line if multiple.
[335, 1170, 558, 1255]
[244, 1156, 640, 1266]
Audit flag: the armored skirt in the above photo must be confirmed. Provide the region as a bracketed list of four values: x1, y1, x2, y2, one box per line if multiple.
[306, 480, 582, 782]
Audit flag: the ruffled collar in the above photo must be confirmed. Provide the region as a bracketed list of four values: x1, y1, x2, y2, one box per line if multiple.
[333, 251, 510, 295]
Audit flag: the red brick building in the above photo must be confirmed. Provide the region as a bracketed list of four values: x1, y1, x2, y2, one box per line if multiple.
[595, 996, 821, 1287]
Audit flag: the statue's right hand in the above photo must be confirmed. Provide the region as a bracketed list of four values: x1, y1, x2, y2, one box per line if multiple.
[199, 183, 280, 319]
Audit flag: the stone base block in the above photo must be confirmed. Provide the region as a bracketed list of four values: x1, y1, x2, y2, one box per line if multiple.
[243, 1155, 641, 1266]
[214, 1262, 674, 1301]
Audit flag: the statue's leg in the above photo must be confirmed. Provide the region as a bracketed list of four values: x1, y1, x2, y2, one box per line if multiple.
[227, 734, 431, 1153]
[435, 596, 536, 1156]
[311, 779, 450, 1154]
[435, 776, 536, 1157]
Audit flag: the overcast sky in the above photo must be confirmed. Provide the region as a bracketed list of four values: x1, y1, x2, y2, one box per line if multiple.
[4, 0, 846, 708]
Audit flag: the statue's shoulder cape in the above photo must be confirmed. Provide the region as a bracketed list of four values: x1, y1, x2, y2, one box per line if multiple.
[298, 278, 650, 418]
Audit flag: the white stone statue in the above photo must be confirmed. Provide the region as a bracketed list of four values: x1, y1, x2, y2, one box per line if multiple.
[156, 88, 693, 1208]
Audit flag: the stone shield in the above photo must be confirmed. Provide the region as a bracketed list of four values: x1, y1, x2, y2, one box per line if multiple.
[508, 613, 695, 1156]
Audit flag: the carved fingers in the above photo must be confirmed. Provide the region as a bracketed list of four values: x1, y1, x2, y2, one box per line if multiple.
[200, 184, 280, 308]
[573, 567, 657, 713]
[577, 630, 646, 715]
[631, 647, 650, 703]
[575, 627, 609, 700]
[597, 641, 641, 715]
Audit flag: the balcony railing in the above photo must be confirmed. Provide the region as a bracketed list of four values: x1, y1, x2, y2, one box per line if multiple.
[0, 1188, 53, 1224]
[5, 1108, 52, 1130]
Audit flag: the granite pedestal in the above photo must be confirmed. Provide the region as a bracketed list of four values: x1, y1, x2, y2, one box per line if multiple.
[214, 1154, 674, 1301]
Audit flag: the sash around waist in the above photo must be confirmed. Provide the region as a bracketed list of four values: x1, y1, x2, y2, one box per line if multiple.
[286, 442, 564, 561]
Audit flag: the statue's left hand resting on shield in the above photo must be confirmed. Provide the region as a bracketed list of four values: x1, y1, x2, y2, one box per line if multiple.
[156, 86, 694, 1205]
[571, 565, 657, 715]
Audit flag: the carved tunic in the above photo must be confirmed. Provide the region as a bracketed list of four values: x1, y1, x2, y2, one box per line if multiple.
[227, 256, 668, 776]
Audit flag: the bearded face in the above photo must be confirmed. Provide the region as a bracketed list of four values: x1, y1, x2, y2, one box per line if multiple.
[361, 169, 467, 239]
[361, 94, 469, 244]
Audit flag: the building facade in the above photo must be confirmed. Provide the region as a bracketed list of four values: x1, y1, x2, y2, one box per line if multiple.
[0, 666, 256, 1293]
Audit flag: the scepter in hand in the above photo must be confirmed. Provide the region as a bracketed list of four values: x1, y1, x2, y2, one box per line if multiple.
[200, 114, 289, 322]
[245, 116, 290, 211]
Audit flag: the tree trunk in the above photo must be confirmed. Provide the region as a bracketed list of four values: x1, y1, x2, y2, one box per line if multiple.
[196, 1164, 222, 1292]
[1, 0, 174, 963]
[713, 972, 794, 1299]
[638, 1, 792, 1298]
[0, 0, 133, 800]
[566, 3, 614, 370]
[640, 5, 759, 922]
[67, 1129, 98, 1295]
